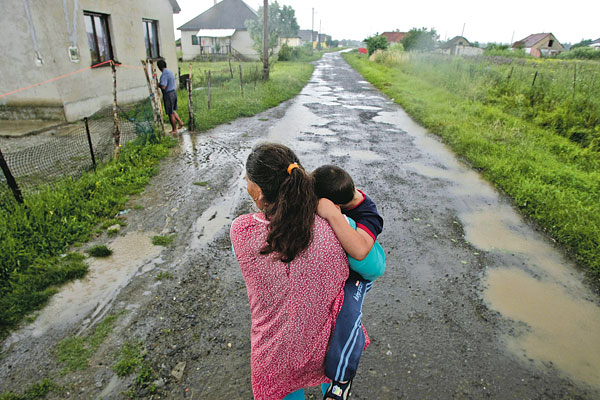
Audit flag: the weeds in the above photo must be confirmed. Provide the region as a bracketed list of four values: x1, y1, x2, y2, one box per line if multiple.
[152, 235, 175, 247]
[193, 181, 209, 186]
[344, 51, 600, 277]
[56, 314, 119, 373]
[155, 271, 172, 280]
[114, 341, 156, 396]
[0, 379, 58, 400]
[87, 245, 113, 257]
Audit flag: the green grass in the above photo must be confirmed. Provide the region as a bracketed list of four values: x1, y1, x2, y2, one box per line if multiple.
[155, 271, 172, 280]
[176, 61, 314, 131]
[151, 235, 175, 246]
[343, 52, 600, 278]
[86, 245, 113, 257]
[0, 134, 175, 339]
[0, 379, 58, 400]
[56, 314, 119, 373]
[193, 181, 209, 186]
[113, 340, 157, 396]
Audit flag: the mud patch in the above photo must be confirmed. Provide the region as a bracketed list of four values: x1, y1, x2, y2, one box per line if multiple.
[4, 232, 161, 348]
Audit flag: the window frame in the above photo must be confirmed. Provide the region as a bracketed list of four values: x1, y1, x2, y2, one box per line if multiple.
[84, 11, 115, 66]
[143, 19, 161, 59]
[192, 35, 198, 45]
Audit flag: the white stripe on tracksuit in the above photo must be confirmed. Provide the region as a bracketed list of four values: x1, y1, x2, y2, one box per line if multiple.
[334, 311, 363, 381]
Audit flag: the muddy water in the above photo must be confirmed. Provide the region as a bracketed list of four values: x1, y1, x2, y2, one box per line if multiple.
[3, 232, 161, 348]
[374, 108, 600, 389]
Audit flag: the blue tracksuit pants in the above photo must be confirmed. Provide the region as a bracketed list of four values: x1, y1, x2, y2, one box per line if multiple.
[324, 270, 372, 382]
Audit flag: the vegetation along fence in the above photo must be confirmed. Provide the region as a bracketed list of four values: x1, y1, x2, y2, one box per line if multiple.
[0, 102, 155, 206]
[395, 53, 600, 150]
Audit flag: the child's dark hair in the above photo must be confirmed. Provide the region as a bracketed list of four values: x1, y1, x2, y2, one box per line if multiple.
[157, 59, 167, 70]
[246, 143, 317, 263]
[312, 165, 355, 205]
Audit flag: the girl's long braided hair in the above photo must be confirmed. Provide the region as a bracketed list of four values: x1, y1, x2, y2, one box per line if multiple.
[246, 143, 317, 263]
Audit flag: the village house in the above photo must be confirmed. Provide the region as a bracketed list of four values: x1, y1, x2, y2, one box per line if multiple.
[178, 0, 258, 61]
[438, 36, 484, 56]
[590, 38, 600, 50]
[0, 0, 180, 123]
[381, 31, 407, 44]
[512, 33, 563, 57]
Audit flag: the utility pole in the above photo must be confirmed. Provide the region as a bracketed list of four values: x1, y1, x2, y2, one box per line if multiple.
[311, 8, 314, 46]
[461, 23, 466, 37]
[262, 0, 269, 80]
[317, 19, 321, 49]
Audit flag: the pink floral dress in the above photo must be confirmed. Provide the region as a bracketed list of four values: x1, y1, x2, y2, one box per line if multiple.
[230, 213, 352, 399]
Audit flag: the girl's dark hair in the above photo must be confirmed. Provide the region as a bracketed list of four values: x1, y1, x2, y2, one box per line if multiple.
[312, 165, 355, 205]
[246, 143, 317, 263]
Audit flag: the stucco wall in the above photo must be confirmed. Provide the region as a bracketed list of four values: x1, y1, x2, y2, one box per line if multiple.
[180, 29, 258, 60]
[0, 0, 178, 122]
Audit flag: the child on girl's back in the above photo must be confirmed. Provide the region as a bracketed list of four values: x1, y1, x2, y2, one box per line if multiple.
[313, 165, 386, 400]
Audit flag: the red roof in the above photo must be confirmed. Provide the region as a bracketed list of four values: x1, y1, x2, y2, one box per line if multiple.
[381, 32, 407, 43]
[512, 33, 558, 48]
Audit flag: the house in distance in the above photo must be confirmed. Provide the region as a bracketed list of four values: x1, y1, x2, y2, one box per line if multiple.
[512, 33, 563, 57]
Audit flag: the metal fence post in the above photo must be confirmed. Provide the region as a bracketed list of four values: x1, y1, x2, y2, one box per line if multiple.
[188, 63, 194, 131]
[0, 148, 23, 204]
[111, 61, 121, 158]
[84, 117, 96, 170]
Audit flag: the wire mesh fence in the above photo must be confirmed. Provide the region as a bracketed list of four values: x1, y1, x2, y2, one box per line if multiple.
[0, 98, 155, 206]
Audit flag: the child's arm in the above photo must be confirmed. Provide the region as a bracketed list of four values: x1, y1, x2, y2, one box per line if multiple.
[318, 198, 374, 261]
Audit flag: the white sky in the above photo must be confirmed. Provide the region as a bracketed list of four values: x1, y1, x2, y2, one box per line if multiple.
[173, 0, 599, 45]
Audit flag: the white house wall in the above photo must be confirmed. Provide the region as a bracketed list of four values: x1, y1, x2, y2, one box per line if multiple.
[180, 30, 257, 60]
[0, 0, 178, 122]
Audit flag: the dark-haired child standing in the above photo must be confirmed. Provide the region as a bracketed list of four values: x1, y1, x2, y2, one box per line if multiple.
[313, 165, 386, 400]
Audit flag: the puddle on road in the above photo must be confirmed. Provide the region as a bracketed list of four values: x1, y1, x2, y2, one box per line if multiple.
[485, 268, 600, 388]
[4, 232, 161, 347]
[375, 108, 600, 388]
[329, 149, 383, 161]
[342, 105, 382, 111]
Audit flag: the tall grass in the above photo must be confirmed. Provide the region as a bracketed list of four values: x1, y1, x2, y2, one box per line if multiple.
[176, 61, 314, 131]
[343, 52, 600, 277]
[0, 134, 175, 338]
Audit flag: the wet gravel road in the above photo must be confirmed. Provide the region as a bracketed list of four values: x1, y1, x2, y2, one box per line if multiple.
[2, 51, 599, 399]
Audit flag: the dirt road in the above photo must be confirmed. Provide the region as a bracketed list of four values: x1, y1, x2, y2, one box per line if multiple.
[2, 52, 600, 399]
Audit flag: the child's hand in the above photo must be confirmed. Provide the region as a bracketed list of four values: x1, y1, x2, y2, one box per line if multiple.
[317, 198, 342, 220]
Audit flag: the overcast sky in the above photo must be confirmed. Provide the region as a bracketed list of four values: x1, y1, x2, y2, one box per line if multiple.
[173, 0, 599, 45]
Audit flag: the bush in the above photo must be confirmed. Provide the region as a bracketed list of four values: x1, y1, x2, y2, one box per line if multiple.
[278, 43, 292, 61]
[364, 34, 388, 56]
[558, 47, 600, 60]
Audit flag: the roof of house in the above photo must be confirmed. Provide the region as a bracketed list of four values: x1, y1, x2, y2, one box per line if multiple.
[169, 0, 181, 13]
[381, 32, 407, 43]
[512, 33, 559, 48]
[440, 36, 472, 48]
[298, 29, 315, 41]
[178, 0, 257, 31]
[591, 38, 600, 44]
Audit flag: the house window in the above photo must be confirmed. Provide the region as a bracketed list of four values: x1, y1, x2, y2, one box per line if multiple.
[143, 19, 160, 59]
[84, 12, 114, 65]
[548, 39, 554, 47]
[192, 35, 198, 45]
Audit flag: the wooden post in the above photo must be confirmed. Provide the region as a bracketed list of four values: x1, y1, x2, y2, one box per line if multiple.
[0, 148, 23, 204]
[531, 70, 538, 88]
[150, 61, 166, 135]
[239, 64, 244, 97]
[262, 0, 269, 81]
[84, 117, 96, 170]
[228, 55, 234, 79]
[141, 60, 160, 133]
[506, 66, 514, 81]
[572, 63, 577, 99]
[110, 61, 121, 159]
[207, 70, 211, 111]
[188, 63, 194, 131]
[254, 65, 258, 90]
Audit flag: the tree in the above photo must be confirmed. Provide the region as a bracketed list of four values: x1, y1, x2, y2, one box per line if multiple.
[245, 1, 299, 61]
[571, 39, 593, 49]
[401, 27, 438, 52]
[363, 34, 388, 56]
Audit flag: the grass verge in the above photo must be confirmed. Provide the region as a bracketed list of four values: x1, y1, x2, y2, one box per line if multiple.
[114, 341, 157, 397]
[0, 379, 58, 400]
[343, 52, 600, 278]
[0, 134, 175, 339]
[176, 60, 315, 131]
